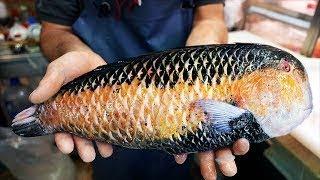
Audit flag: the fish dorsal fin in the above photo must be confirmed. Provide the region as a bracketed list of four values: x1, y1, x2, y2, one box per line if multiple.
[195, 100, 249, 132]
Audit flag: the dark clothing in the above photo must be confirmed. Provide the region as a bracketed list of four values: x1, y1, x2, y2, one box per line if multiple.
[94, 148, 196, 180]
[36, 0, 224, 26]
[36, 0, 83, 26]
[72, 0, 194, 62]
[37, 0, 222, 63]
[36, 0, 224, 61]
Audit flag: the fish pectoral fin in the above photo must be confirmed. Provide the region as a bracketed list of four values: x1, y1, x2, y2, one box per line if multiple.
[194, 100, 250, 132]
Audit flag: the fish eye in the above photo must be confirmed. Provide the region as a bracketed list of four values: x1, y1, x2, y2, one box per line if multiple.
[280, 59, 291, 72]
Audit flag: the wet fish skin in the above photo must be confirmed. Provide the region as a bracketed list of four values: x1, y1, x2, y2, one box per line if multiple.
[12, 43, 312, 154]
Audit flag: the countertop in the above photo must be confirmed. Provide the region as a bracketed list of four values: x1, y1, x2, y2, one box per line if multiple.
[0, 53, 47, 78]
[229, 31, 320, 158]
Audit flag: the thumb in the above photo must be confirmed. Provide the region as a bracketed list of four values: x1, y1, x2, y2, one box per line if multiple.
[29, 51, 106, 104]
[29, 63, 65, 104]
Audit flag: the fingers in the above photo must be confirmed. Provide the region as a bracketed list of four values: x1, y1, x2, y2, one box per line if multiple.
[55, 133, 74, 154]
[233, 138, 250, 155]
[96, 141, 113, 158]
[198, 151, 217, 180]
[55, 133, 113, 161]
[174, 153, 188, 164]
[73, 136, 96, 162]
[215, 149, 237, 177]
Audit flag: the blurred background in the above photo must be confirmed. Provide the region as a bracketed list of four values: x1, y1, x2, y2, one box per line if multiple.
[0, 0, 319, 179]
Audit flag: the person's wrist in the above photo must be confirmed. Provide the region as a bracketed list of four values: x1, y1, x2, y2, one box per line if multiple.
[65, 50, 98, 60]
[187, 19, 228, 46]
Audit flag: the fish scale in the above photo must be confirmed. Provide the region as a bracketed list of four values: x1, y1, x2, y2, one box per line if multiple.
[12, 43, 312, 154]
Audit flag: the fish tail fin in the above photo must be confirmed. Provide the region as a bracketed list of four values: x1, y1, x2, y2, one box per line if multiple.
[11, 105, 54, 137]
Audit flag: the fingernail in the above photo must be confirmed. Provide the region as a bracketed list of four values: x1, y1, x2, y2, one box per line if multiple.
[174, 154, 187, 164]
[29, 88, 40, 102]
[215, 154, 235, 165]
[29, 90, 36, 100]
[234, 150, 245, 156]
[83, 149, 96, 162]
[221, 163, 237, 177]
[233, 138, 250, 155]
[102, 150, 113, 158]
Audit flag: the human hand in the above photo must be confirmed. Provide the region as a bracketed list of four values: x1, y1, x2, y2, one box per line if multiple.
[183, 4, 250, 179]
[29, 51, 113, 162]
[174, 139, 250, 179]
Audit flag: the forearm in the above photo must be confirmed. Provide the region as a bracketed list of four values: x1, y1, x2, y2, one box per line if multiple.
[187, 19, 228, 45]
[40, 22, 93, 61]
[186, 4, 228, 46]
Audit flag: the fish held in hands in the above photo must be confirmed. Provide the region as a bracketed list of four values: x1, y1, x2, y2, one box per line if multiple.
[12, 43, 312, 154]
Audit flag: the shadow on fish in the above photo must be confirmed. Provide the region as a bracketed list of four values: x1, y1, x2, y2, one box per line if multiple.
[11, 43, 313, 154]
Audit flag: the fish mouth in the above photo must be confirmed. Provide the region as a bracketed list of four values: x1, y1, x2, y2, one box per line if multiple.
[303, 106, 312, 111]
[301, 105, 313, 121]
[303, 106, 312, 114]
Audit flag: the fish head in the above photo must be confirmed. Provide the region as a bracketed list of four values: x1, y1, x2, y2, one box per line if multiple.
[235, 48, 312, 138]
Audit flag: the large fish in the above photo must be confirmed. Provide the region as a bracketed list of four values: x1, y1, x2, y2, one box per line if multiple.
[12, 43, 312, 154]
